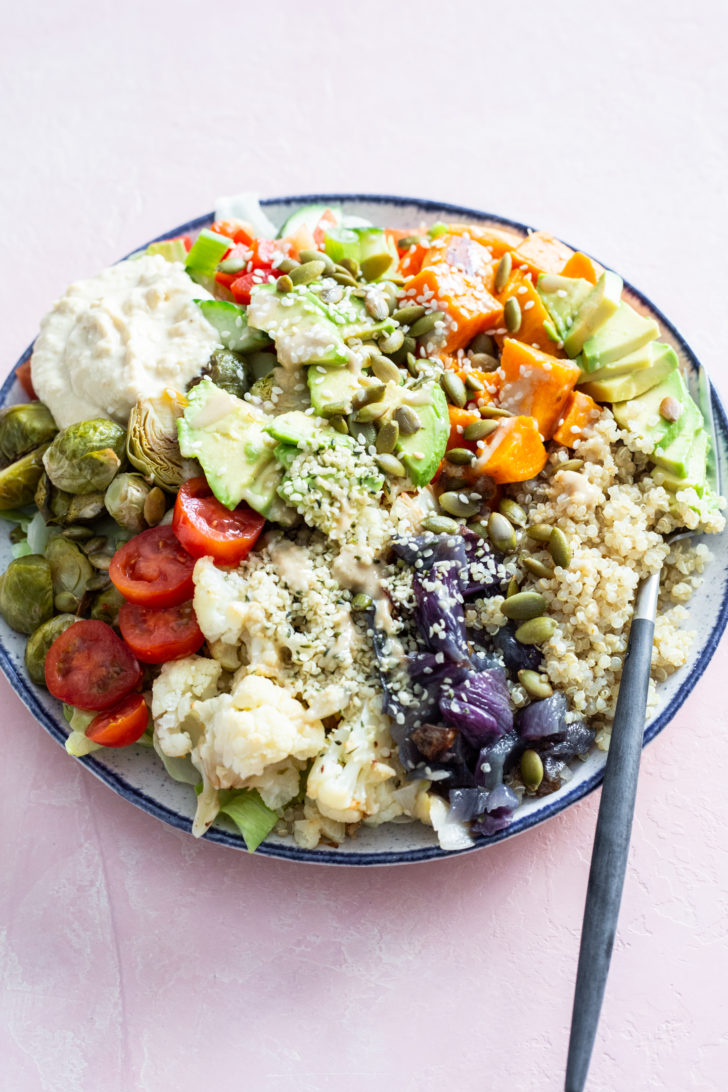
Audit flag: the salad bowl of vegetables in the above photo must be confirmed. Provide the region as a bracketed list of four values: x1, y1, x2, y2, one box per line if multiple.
[1, 193, 727, 865]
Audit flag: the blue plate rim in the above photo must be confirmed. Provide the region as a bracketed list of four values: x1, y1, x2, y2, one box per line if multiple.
[3, 191, 727, 866]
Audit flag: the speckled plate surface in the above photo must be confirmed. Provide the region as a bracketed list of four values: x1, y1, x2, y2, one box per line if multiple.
[2, 194, 727, 865]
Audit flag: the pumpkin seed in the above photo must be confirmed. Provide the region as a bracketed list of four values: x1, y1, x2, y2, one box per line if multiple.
[348, 419, 377, 446]
[276, 257, 299, 274]
[422, 514, 460, 534]
[521, 556, 555, 579]
[445, 447, 475, 466]
[87, 552, 112, 572]
[469, 332, 496, 356]
[518, 670, 553, 700]
[378, 328, 405, 355]
[488, 511, 516, 553]
[501, 591, 547, 621]
[520, 749, 544, 791]
[351, 593, 373, 611]
[397, 234, 423, 249]
[332, 269, 358, 288]
[439, 491, 480, 518]
[406, 353, 422, 376]
[370, 355, 402, 385]
[393, 405, 422, 435]
[506, 576, 519, 598]
[376, 453, 406, 477]
[55, 591, 80, 613]
[548, 527, 571, 569]
[86, 572, 111, 592]
[393, 304, 426, 325]
[468, 519, 489, 539]
[361, 253, 393, 282]
[408, 311, 441, 338]
[217, 254, 246, 275]
[365, 290, 390, 322]
[339, 257, 359, 278]
[494, 252, 513, 294]
[320, 401, 349, 419]
[143, 486, 166, 527]
[299, 248, 335, 274]
[464, 373, 485, 392]
[355, 402, 388, 423]
[83, 536, 107, 555]
[428, 222, 448, 239]
[61, 525, 94, 541]
[390, 335, 416, 365]
[290, 260, 326, 286]
[352, 384, 386, 410]
[376, 420, 400, 454]
[440, 371, 467, 408]
[498, 497, 527, 527]
[480, 405, 512, 419]
[329, 414, 349, 435]
[504, 296, 522, 334]
[463, 418, 499, 441]
[526, 523, 553, 543]
[514, 616, 556, 645]
[276, 274, 293, 293]
[469, 352, 500, 372]
[557, 458, 584, 472]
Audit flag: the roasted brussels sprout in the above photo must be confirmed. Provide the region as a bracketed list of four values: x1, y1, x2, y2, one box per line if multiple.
[35, 473, 106, 526]
[46, 536, 94, 613]
[24, 613, 77, 686]
[89, 584, 125, 628]
[0, 403, 57, 467]
[0, 554, 54, 634]
[0, 444, 51, 510]
[127, 391, 198, 492]
[105, 473, 153, 533]
[43, 419, 126, 495]
[206, 348, 251, 399]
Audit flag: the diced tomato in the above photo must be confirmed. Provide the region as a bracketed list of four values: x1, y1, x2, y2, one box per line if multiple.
[109, 525, 195, 608]
[210, 219, 256, 247]
[312, 208, 339, 248]
[86, 693, 150, 748]
[45, 620, 142, 711]
[16, 358, 36, 399]
[173, 477, 265, 566]
[119, 600, 205, 664]
[228, 271, 259, 305]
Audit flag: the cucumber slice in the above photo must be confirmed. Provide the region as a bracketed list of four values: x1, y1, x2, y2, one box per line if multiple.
[196, 299, 271, 353]
[277, 204, 342, 239]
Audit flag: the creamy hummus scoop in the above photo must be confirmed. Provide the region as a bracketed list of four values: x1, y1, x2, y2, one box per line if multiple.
[30, 254, 221, 428]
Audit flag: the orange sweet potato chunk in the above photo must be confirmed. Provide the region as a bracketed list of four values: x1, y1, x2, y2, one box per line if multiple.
[497, 339, 581, 440]
[475, 415, 548, 484]
[513, 231, 574, 277]
[560, 251, 602, 285]
[443, 222, 523, 258]
[494, 269, 563, 355]
[552, 390, 600, 446]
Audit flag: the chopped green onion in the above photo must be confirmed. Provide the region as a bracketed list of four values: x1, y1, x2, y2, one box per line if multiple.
[185, 229, 234, 279]
[218, 788, 278, 852]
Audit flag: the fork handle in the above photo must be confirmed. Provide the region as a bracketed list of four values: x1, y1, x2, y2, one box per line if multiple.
[564, 574, 658, 1092]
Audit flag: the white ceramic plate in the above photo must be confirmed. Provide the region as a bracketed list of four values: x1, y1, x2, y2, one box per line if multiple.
[2, 194, 727, 865]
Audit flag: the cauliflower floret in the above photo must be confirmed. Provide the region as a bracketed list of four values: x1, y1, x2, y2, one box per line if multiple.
[293, 800, 347, 850]
[151, 655, 223, 758]
[246, 759, 302, 810]
[195, 674, 325, 788]
[306, 693, 402, 824]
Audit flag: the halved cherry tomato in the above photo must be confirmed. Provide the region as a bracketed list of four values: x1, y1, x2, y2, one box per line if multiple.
[119, 600, 204, 664]
[173, 477, 265, 565]
[86, 693, 150, 748]
[16, 358, 37, 399]
[45, 620, 142, 711]
[109, 525, 195, 608]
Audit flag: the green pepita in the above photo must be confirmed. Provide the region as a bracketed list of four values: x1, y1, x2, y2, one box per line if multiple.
[365, 290, 390, 322]
[320, 401, 349, 419]
[469, 332, 497, 356]
[393, 304, 426, 325]
[354, 402, 388, 423]
[406, 352, 422, 377]
[494, 252, 513, 294]
[217, 254, 246, 275]
[376, 420, 400, 454]
[440, 371, 467, 408]
[290, 260, 326, 286]
[422, 514, 460, 534]
[464, 372, 485, 392]
[408, 311, 441, 339]
[361, 253, 393, 282]
[378, 328, 405, 355]
[514, 616, 556, 645]
[348, 420, 377, 446]
[351, 593, 373, 611]
[557, 458, 584, 472]
[506, 576, 519, 598]
[501, 591, 547, 621]
[397, 235, 423, 249]
[332, 269, 358, 288]
[469, 352, 500, 372]
[498, 498, 527, 527]
[352, 384, 386, 410]
[463, 419, 499, 442]
[548, 527, 571, 569]
[517, 670, 553, 700]
[329, 415, 349, 435]
[488, 511, 517, 553]
[276, 257, 299, 274]
[526, 523, 553, 543]
[376, 453, 406, 477]
[521, 557, 555, 580]
[370, 355, 402, 385]
[439, 491, 481, 519]
[143, 486, 166, 527]
[339, 257, 359, 278]
[299, 249, 335, 273]
[504, 296, 522, 334]
[276, 274, 293, 293]
[480, 405, 512, 419]
[468, 519, 489, 539]
[520, 749, 544, 791]
[393, 405, 422, 435]
[445, 447, 476, 466]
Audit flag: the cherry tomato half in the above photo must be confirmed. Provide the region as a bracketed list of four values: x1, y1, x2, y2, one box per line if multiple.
[16, 358, 37, 400]
[118, 600, 204, 664]
[173, 477, 265, 566]
[45, 620, 142, 711]
[109, 525, 195, 608]
[86, 693, 150, 748]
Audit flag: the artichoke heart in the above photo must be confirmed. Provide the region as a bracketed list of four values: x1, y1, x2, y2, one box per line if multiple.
[43, 419, 126, 495]
[127, 390, 198, 492]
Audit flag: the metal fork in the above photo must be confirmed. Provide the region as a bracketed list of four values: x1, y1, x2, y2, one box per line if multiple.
[564, 361, 720, 1091]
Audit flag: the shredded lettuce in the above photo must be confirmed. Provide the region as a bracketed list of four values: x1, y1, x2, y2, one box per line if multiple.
[218, 788, 278, 852]
[152, 732, 200, 784]
[63, 705, 102, 757]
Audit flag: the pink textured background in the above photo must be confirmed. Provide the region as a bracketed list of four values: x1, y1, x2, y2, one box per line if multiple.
[2, 2, 728, 1089]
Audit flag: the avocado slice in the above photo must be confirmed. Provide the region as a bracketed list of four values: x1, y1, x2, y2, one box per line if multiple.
[265, 410, 320, 446]
[536, 273, 592, 340]
[395, 384, 449, 486]
[177, 377, 282, 514]
[562, 270, 623, 357]
[580, 302, 660, 372]
[195, 299, 271, 354]
[248, 284, 350, 367]
[612, 363, 691, 448]
[577, 340, 656, 384]
[652, 429, 708, 492]
[651, 396, 703, 478]
[579, 343, 678, 402]
[308, 363, 364, 416]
